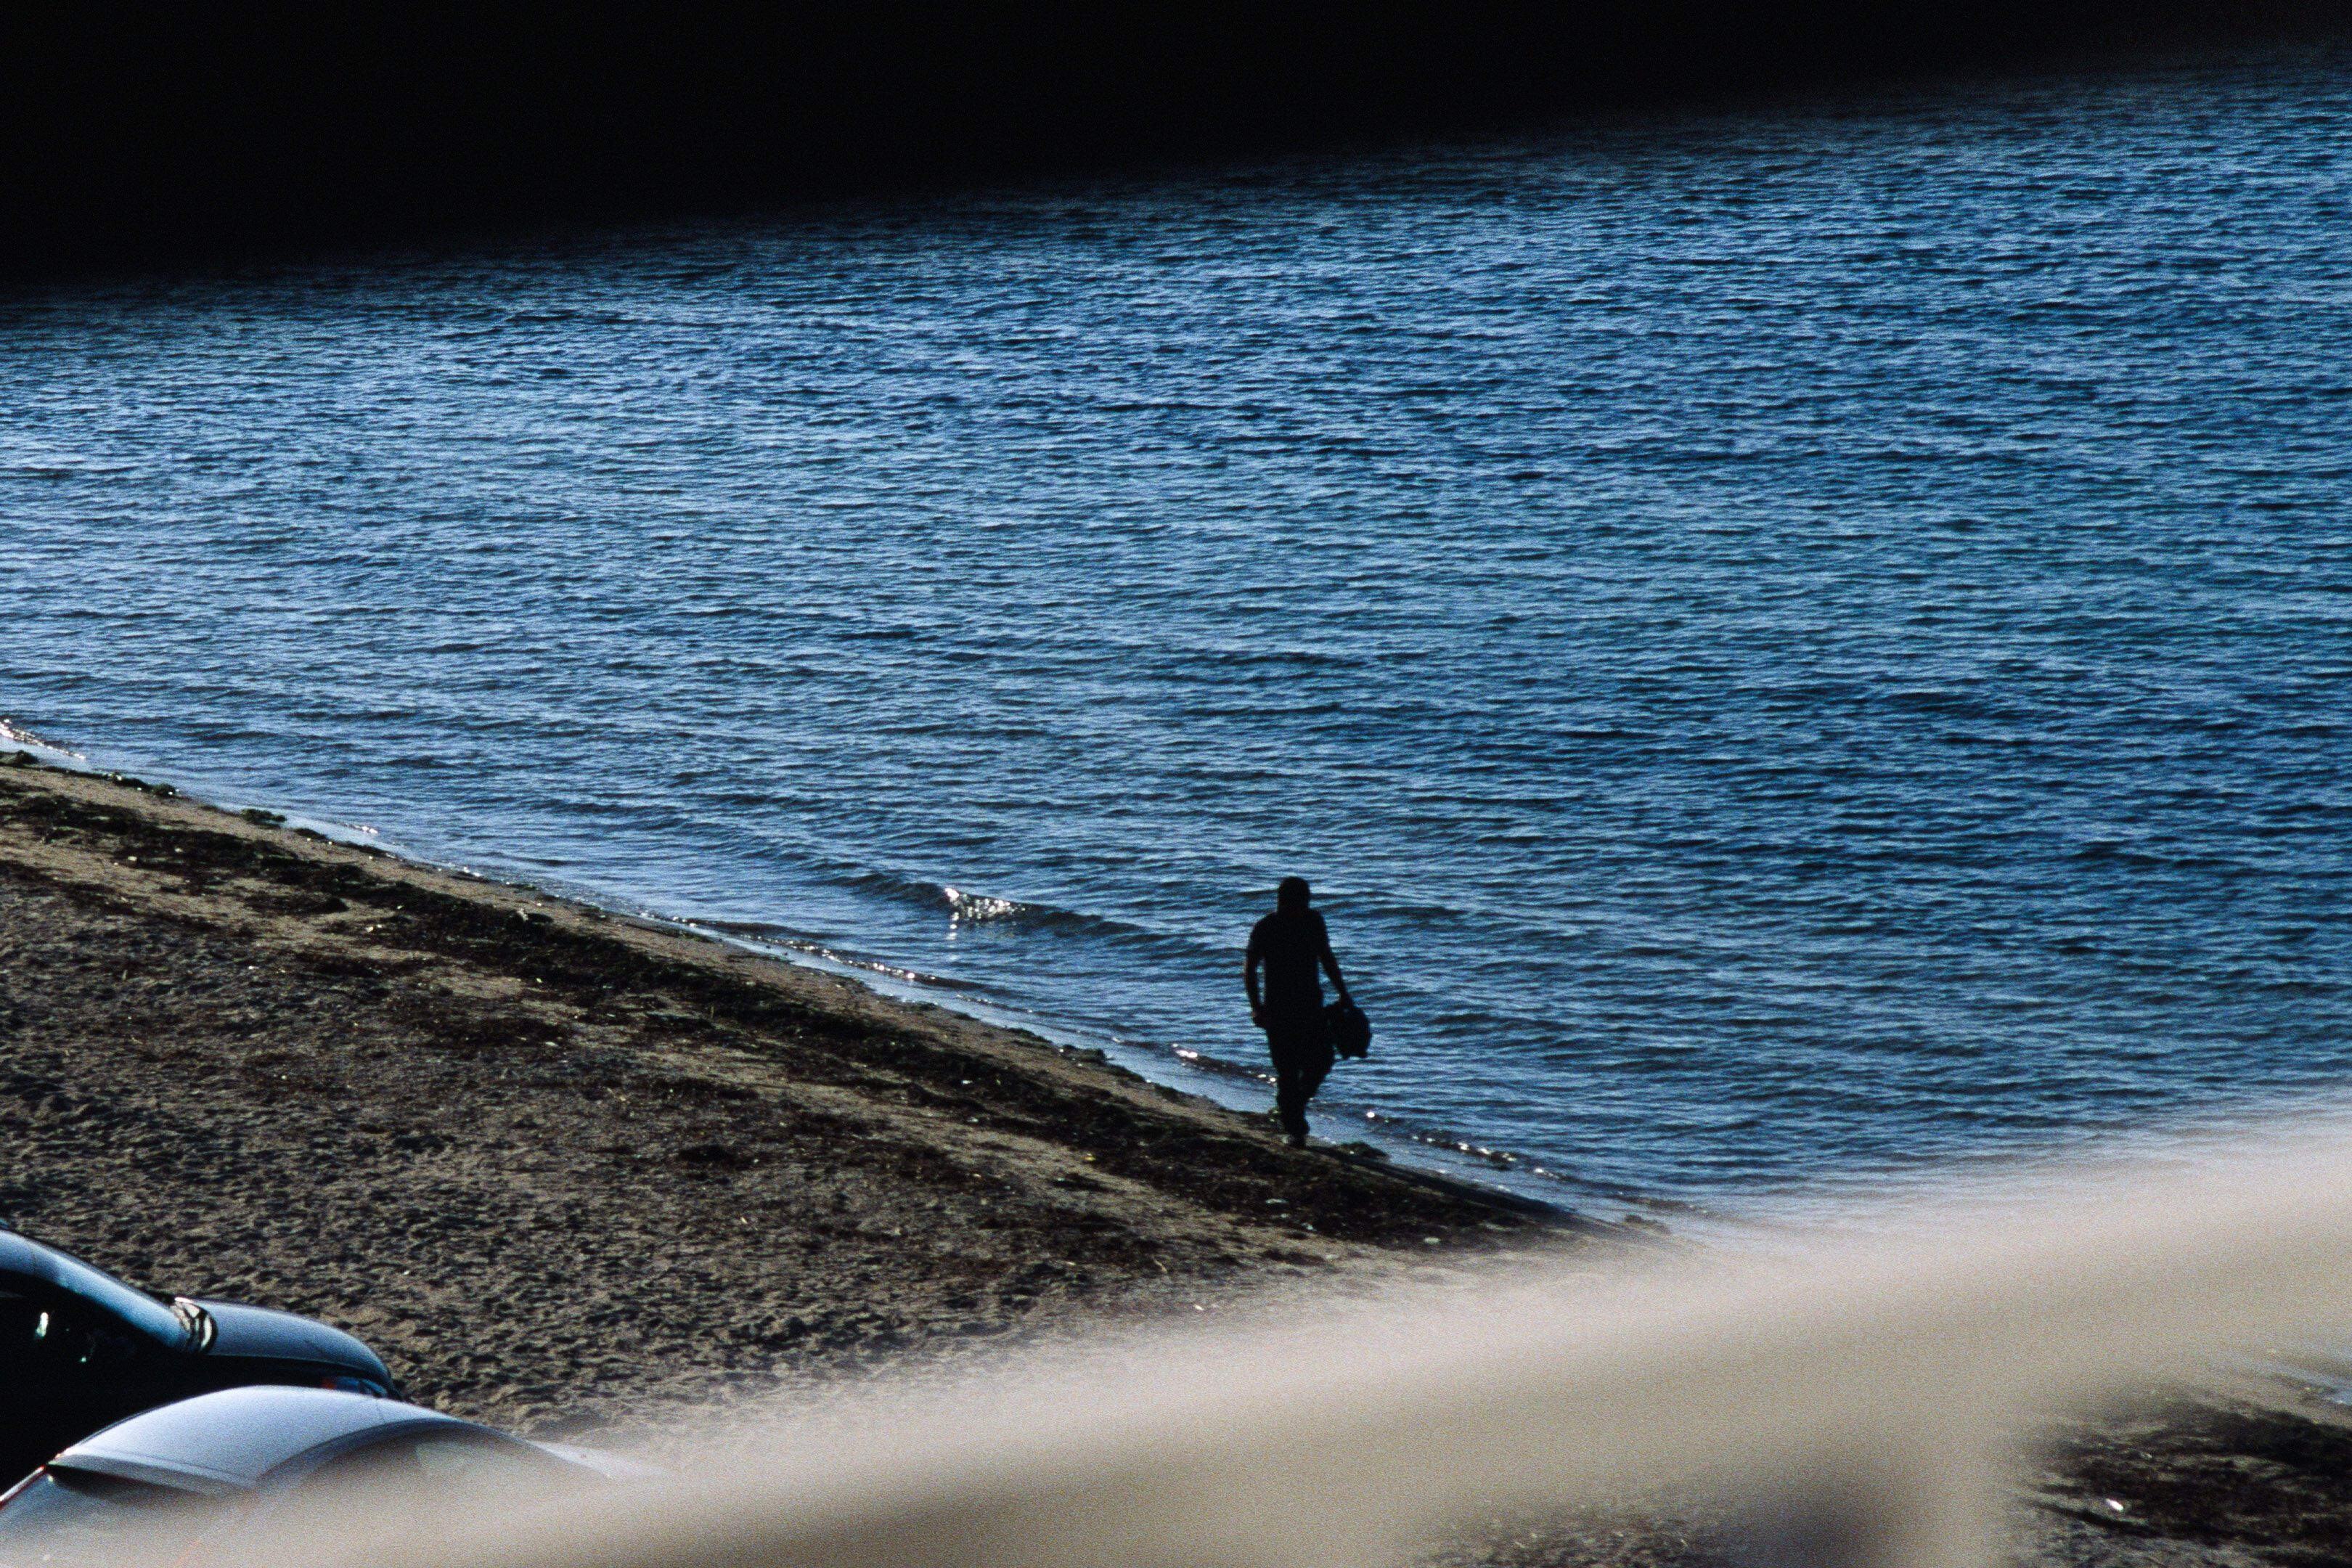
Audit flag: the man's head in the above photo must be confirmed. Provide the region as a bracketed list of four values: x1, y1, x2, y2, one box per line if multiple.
[1276, 876, 1310, 912]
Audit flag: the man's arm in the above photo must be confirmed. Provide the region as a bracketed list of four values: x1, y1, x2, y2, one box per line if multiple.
[1320, 931, 1349, 1003]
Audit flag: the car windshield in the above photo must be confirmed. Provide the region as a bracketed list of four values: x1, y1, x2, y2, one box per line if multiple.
[35, 1252, 187, 1346]
[0, 1470, 226, 1568]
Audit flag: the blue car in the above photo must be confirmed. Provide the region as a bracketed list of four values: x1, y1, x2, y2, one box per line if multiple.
[0, 1386, 636, 1566]
[0, 1229, 394, 1487]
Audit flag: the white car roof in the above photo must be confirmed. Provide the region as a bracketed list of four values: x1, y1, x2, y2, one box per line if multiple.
[57, 1385, 471, 1493]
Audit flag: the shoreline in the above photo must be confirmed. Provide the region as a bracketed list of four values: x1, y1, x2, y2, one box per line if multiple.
[0, 724, 1627, 1220]
[0, 751, 1603, 1433]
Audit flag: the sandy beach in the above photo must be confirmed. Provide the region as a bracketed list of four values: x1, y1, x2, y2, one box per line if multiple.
[6, 754, 2351, 1565]
[0, 757, 1590, 1422]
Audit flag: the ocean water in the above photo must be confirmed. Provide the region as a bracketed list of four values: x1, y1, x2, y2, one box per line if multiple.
[4, 46, 2348, 1219]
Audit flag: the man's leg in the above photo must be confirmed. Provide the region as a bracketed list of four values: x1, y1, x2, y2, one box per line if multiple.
[1299, 1040, 1336, 1105]
[1279, 1042, 1334, 1146]
[1273, 1056, 1311, 1143]
[1267, 1021, 1315, 1145]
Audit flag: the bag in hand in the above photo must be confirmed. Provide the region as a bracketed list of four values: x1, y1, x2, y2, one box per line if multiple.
[1326, 996, 1372, 1059]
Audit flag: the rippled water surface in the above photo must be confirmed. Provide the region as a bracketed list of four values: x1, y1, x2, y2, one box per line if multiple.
[5, 47, 2349, 1214]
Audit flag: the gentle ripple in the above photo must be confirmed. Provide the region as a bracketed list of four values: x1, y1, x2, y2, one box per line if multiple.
[4, 45, 2349, 1215]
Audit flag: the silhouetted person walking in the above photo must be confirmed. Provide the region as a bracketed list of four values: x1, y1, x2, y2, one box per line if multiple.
[1245, 876, 1351, 1148]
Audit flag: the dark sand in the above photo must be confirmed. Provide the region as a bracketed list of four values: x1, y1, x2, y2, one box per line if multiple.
[5, 756, 2349, 1565]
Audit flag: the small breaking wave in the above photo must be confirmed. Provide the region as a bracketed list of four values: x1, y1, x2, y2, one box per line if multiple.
[0, 719, 83, 759]
[943, 886, 1033, 923]
[833, 865, 1180, 947]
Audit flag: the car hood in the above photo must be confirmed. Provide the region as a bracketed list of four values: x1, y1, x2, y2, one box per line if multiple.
[192, 1299, 391, 1383]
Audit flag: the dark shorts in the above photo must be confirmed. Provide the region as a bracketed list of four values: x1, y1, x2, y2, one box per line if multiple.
[1263, 1005, 1331, 1064]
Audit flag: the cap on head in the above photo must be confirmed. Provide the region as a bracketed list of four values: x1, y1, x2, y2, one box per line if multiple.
[1276, 876, 1311, 912]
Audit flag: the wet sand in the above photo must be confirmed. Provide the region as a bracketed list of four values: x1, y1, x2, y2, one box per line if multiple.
[4, 754, 2348, 1565]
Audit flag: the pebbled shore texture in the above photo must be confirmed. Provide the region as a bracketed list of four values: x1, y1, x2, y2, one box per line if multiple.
[5, 755, 2351, 1567]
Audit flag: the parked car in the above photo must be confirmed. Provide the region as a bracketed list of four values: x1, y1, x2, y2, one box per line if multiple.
[0, 1228, 395, 1487]
[0, 1386, 638, 1567]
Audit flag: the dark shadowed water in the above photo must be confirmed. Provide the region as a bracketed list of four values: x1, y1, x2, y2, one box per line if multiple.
[4, 46, 2348, 1217]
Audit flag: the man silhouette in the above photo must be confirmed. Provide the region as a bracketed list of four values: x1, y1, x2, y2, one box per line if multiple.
[1244, 876, 1352, 1148]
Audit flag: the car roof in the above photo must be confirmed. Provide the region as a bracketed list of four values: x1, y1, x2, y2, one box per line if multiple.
[55, 1386, 477, 1494]
[0, 1228, 82, 1284]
